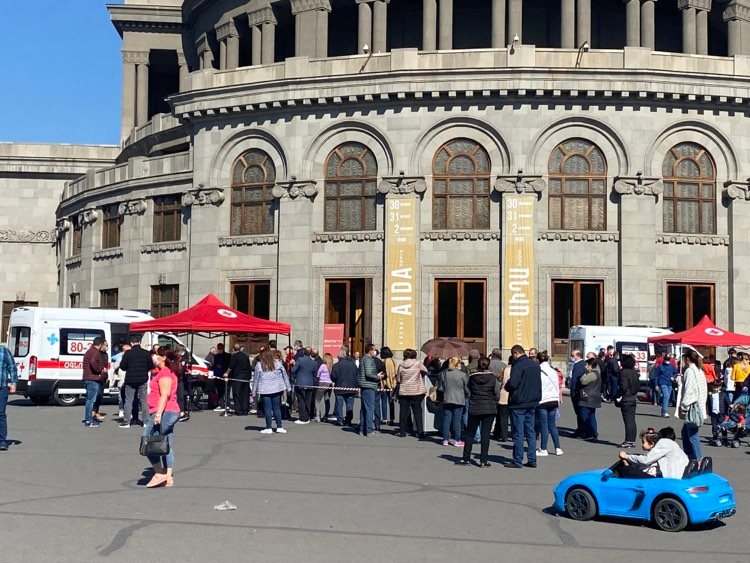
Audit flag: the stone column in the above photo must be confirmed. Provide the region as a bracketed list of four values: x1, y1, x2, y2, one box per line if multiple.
[614, 175, 662, 326]
[219, 38, 227, 69]
[508, 0, 522, 42]
[216, 20, 239, 69]
[492, 0, 506, 48]
[135, 54, 149, 126]
[196, 33, 214, 69]
[423, 0, 437, 49]
[227, 34, 240, 68]
[577, 0, 591, 45]
[262, 20, 276, 63]
[177, 52, 189, 92]
[697, 8, 709, 54]
[724, 1, 750, 56]
[252, 25, 262, 65]
[726, 183, 750, 332]
[439, 0, 453, 50]
[291, 0, 332, 58]
[120, 51, 138, 141]
[373, 0, 388, 53]
[250, 7, 278, 64]
[561, 0, 575, 48]
[625, 0, 641, 47]
[358, 0, 373, 51]
[679, 0, 697, 54]
[641, 0, 657, 49]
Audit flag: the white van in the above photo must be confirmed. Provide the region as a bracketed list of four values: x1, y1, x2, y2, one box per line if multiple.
[7, 306, 209, 406]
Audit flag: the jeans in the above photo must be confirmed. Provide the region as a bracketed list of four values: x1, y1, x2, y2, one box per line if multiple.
[360, 388, 376, 435]
[536, 404, 560, 451]
[442, 403, 464, 442]
[261, 392, 284, 429]
[295, 388, 314, 422]
[493, 404, 510, 441]
[511, 408, 537, 465]
[314, 386, 332, 421]
[83, 381, 102, 424]
[335, 394, 356, 425]
[620, 402, 637, 443]
[376, 390, 390, 428]
[579, 406, 598, 439]
[462, 414, 494, 463]
[659, 384, 673, 416]
[0, 387, 8, 446]
[123, 383, 147, 423]
[143, 411, 179, 469]
[608, 374, 620, 401]
[399, 395, 425, 436]
[682, 422, 702, 460]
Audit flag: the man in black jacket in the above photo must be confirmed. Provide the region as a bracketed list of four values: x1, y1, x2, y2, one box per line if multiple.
[331, 346, 359, 426]
[226, 344, 252, 416]
[505, 345, 542, 468]
[118, 336, 151, 428]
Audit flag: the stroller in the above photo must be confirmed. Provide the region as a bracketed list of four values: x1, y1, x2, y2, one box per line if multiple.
[718, 393, 750, 448]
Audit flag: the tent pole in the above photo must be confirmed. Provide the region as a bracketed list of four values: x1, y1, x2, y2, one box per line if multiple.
[222, 333, 230, 417]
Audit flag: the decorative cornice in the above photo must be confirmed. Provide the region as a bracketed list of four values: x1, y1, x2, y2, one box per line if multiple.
[495, 172, 546, 196]
[539, 230, 620, 242]
[272, 180, 318, 200]
[378, 174, 427, 196]
[122, 50, 150, 65]
[678, 0, 712, 11]
[65, 256, 82, 268]
[218, 234, 278, 247]
[248, 7, 277, 27]
[215, 19, 239, 41]
[182, 188, 225, 207]
[421, 231, 500, 241]
[195, 33, 210, 53]
[657, 234, 729, 246]
[81, 208, 100, 225]
[614, 173, 663, 197]
[312, 231, 384, 243]
[93, 247, 124, 261]
[118, 199, 147, 216]
[724, 2, 750, 23]
[0, 229, 56, 244]
[291, 0, 332, 15]
[140, 241, 187, 254]
[724, 181, 750, 200]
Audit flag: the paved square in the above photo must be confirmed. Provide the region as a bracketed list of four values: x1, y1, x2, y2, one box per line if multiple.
[1, 398, 747, 563]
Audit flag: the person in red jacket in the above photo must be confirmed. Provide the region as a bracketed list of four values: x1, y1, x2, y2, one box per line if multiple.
[82, 337, 108, 428]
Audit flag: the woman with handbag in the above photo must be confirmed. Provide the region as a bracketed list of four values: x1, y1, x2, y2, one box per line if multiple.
[618, 354, 641, 449]
[142, 347, 181, 488]
[679, 350, 708, 460]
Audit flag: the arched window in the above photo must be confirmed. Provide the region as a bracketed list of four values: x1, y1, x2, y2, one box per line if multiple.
[662, 143, 716, 234]
[432, 139, 491, 230]
[230, 149, 276, 236]
[324, 142, 378, 232]
[548, 139, 607, 231]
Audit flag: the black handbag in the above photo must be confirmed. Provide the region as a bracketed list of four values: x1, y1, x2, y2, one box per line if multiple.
[139, 424, 170, 457]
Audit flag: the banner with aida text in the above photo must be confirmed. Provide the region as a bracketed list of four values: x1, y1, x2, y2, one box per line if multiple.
[385, 196, 418, 351]
[502, 194, 535, 350]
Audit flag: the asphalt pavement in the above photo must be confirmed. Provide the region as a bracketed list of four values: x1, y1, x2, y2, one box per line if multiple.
[0, 396, 747, 563]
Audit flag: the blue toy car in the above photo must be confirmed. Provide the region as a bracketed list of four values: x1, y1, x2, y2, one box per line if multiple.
[553, 458, 736, 532]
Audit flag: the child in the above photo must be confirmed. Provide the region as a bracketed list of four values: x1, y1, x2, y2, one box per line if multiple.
[617, 427, 689, 479]
[708, 378, 723, 447]
[719, 398, 749, 447]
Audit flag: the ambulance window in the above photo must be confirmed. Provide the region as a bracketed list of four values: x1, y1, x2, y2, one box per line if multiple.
[9, 327, 30, 357]
[60, 329, 106, 356]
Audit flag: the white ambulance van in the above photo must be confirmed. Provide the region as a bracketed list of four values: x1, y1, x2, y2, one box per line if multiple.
[6, 306, 208, 406]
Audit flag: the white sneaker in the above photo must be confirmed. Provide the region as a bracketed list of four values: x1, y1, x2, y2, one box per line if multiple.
[294, 420, 309, 425]
[536, 449, 549, 457]
[555, 448, 564, 456]
[117, 409, 124, 419]
[260, 428, 273, 434]
[275, 428, 287, 434]
[213, 406, 226, 412]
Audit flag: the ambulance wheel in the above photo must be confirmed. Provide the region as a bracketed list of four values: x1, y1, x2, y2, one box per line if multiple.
[53, 389, 78, 407]
[29, 395, 49, 406]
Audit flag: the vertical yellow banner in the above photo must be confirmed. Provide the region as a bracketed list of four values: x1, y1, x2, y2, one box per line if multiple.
[502, 194, 535, 350]
[385, 196, 418, 351]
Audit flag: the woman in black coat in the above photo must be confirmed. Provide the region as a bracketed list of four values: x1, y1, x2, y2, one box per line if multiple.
[460, 357, 501, 467]
[618, 353, 641, 448]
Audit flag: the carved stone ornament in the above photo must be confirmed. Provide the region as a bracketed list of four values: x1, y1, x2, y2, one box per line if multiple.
[313, 231, 384, 243]
[539, 231, 620, 243]
[378, 174, 427, 196]
[81, 208, 99, 225]
[0, 229, 56, 244]
[291, 0, 332, 15]
[141, 241, 188, 254]
[272, 180, 318, 200]
[657, 234, 730, 247]
[182, 188, 225, 207]
[614, 173, 663, 197]
[56, 219, 72, 234]
[494, 172, 546, 196]
[421, 231, 500, 241]
[218, 235, 278, 247]
[724, 181, 750, 200]
[248, 6, 278, 27]
[678, 0, 712, 11]
[118, 199, 147, 216]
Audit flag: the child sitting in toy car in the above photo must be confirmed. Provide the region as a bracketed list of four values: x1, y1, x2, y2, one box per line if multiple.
[719, 394, 750, 447]
[617, 427, 689, 479]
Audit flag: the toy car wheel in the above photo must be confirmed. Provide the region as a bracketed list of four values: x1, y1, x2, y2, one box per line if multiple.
[652, 497, 689, 532]
[565, 487, 597, 521]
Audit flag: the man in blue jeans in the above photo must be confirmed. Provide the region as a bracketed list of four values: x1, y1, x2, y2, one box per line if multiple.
[331, 346, 359, 426]
[654, 354, 677, 417]
[0, 343, 19, 451]
[505, 345, 542, 468]
[358, 344, 383, 436]
[82, 337, 108, 428]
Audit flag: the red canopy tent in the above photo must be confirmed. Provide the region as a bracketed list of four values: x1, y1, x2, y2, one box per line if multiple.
[129, 293, 291, 336]
[647, 315, 750, 347]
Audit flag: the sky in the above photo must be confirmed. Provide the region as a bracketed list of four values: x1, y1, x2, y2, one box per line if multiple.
[0, 0, 123, 145]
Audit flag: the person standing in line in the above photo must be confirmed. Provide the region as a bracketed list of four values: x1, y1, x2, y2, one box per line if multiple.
[331, 346, 359, 426]
[292, 347, 317, 424]
[253, 348, 291, 434]
[226, 344, 252, 416]
[492, 356, 513, 442]
[505, 345, 542, 468]
[380, 347, 398, 425]
[111, 342, 130, 421]
[439, 356, 468, 447]
[536, 351, 563, 457]
[142, 348, 181, 488]
[618, 354, 641, 448]
[568, 350, 587, 437]
[458, 356, 498, 466]
[118, 336, 151, 429]
[578, 357, 602, 441]
[0, 343, 18, 451]
[604, 345, 621, 402]
[680, 350, 708, 460]
[82, 337, 108, 428]
[527, 348, 538, 362]
[488, 348, 506, 379]
[466, 349, 481, 374]
[397, 349, 428, 439]
[315, 353, 334, 423]
[653, 353, 677, 417]
[358, 344, 383, 436]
